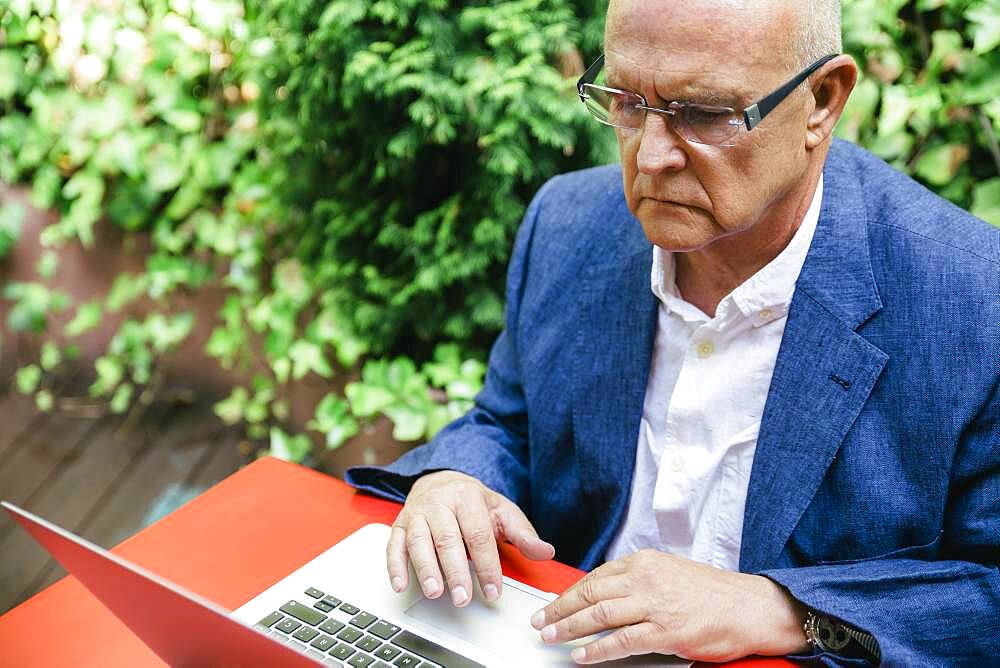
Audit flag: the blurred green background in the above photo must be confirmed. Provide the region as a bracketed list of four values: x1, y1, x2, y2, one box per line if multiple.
[0, 0, 997, 464]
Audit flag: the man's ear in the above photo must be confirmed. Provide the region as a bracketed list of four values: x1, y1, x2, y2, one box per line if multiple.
[805, 55, 858, 149]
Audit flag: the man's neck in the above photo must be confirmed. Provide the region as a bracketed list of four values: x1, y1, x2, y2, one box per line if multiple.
[673, 167, 824, 317]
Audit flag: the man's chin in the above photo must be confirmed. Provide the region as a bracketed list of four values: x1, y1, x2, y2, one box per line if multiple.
[635, 210, 716, 253]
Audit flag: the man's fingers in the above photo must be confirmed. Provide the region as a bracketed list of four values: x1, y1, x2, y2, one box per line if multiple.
[404, 514, 445, 599]
[425, 507, 475, 607]
[386, 523, 409, 592]
[494, 501, 554, 560]
[455, 499, 503, 602]
[570, 621, 662, 664]
[538, 596, 641, 644]
[531, 570, 629, 630]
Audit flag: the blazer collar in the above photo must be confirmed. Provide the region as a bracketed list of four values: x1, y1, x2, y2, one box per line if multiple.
[740, 142, 888, 572]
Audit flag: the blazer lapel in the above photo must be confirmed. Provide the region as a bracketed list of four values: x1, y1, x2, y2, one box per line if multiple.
[740, 145, 888, 573]
[572, 218, 657, 567]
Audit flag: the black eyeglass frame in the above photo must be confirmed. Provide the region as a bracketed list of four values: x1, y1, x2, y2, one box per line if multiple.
[576, 53, 838, 134]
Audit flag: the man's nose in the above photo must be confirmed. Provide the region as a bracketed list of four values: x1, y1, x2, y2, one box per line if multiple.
[636, 113, 688, 174]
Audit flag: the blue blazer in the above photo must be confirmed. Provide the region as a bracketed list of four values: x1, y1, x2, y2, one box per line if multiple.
[347, 140, 1000, 665]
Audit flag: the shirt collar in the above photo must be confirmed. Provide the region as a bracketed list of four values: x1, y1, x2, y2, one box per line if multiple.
[650, 175, 824, 328]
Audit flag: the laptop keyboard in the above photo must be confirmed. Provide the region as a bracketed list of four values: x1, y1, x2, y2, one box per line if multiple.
[254, 586, 485, 668]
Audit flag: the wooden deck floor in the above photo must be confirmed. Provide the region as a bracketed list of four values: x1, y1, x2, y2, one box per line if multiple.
[0, 388, 250, 614]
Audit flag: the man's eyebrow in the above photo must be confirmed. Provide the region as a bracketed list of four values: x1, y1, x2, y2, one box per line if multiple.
[603, 68, 741, 107]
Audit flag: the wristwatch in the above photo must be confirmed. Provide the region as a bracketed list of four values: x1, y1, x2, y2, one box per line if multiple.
[803, 610, 881, 663]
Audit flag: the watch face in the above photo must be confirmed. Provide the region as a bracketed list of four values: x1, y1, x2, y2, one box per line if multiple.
[816, 616, 851, 651]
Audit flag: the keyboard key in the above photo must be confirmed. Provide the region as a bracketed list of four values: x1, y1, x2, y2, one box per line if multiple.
[314, 600, 336, 613]
[320, 619, 346, 635]
[257, 611, 284, 628]
[309, 649, 329, 661]
[350, 612, 378, 629]
[374, 644, 401, 661]
[276, 618, 302, 634]
[340, 602, 361, 615]
[373, 663, 391, 668]
[347, 654, 375, 667]
[323, 595, 343, 607]
[392, 654, 420, 667]
[355, 635, 381, 653]
[294, 626, 320, 643]
[312, 634, 337, 652]
[392, 630, 485, 668]
[337, 627, 363, 643]
[325, 659, 344, 666]
[369, 621, 401, 640]
[330, 643, 357, 660]
[306, 587, 325, 599]
[290, 640, 308, 652]
[281, 600, 327, 626]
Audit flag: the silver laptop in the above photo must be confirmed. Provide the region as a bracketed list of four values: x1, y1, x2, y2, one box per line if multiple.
[3, 502, 689, 667]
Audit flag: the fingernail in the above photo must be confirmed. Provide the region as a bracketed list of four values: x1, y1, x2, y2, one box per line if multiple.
[571, 647, 586, 662]
[541, 624, 557, 642]
[451, 585, 468, 606]
[483, 583, 499, 601]
[422, 577, 440, 596]
[391, 577, 403, 592]
[530, 609, 545, 629]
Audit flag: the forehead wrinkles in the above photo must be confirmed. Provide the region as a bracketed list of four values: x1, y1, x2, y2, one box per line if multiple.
[605, 0, 799, 74]
[605, 44, 745, 105]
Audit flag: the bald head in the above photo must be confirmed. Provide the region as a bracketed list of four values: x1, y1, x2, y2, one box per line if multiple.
[607, 0, 841, 71]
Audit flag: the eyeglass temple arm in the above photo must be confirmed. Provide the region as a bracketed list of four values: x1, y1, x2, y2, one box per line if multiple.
[578, 54, 606, 99]
[743, 54, 838, 130]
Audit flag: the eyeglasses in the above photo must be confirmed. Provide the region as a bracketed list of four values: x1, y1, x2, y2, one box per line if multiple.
[576, 54, 837, 147]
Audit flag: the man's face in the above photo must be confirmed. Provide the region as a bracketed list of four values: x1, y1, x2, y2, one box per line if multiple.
[605, 0, 816, 253]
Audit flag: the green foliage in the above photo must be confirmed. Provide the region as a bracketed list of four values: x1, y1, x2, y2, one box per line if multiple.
[837, 0, 1000, 224]
[0, 0, 995, 464]
[249, 0, 614, 356]
[0, 201, 24, 258]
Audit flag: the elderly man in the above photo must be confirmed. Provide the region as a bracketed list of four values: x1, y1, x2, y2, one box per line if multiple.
[347, 0, 1000, 665]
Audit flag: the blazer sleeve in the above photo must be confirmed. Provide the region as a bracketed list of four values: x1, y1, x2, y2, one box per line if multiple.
[343, 178, 555, 506]
[761, 379, 1000, 666]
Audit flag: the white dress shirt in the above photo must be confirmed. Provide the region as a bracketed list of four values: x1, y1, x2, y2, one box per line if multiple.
[606, 177, 824, 571]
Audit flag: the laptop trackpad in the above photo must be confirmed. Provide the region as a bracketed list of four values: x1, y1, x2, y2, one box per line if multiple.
[403, 582, 543, 659]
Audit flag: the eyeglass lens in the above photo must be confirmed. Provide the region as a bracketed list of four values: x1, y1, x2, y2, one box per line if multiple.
[582, 84, 743, 146]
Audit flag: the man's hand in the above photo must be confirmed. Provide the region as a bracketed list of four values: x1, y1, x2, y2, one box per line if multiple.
[530, 549, 809, 664]
[388, 470, 555, 607]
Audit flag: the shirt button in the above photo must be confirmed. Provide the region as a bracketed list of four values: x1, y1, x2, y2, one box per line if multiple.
[670, 456, 684, 473]
[696, 341, 714, 358]
[759, 308, 773, 320]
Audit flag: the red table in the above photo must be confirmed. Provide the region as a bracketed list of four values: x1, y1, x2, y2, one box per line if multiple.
[0, 457, 792, 666]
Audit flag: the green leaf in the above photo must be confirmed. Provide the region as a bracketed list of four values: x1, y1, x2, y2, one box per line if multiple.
[966, 2, 1000, 54]
[93, 356, 124, 394]
[35, 389, 54, 412]
[214, 387, 249, 425]
[269, 427, 312, 463]
[385, 405, 428, 442]
[307, 394, 360, 449]
[0, 52, 24, 100]
[66, 301, 103, 337]
[110, 383, 134, 414]
[36, 251, 59, 280]
[0, 201, 25, 259]
[288, 339, 333, 379]
[16, 364, 42, 394]
[971, 178, 1000, 227]
[915, 143, 970, 186]
[40, 342, 61, 371]
[106, 273, 148, 311]
[345, 382, 396, 417]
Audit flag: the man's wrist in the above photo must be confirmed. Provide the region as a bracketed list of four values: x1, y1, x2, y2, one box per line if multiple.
[746, 575, 810, 656]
